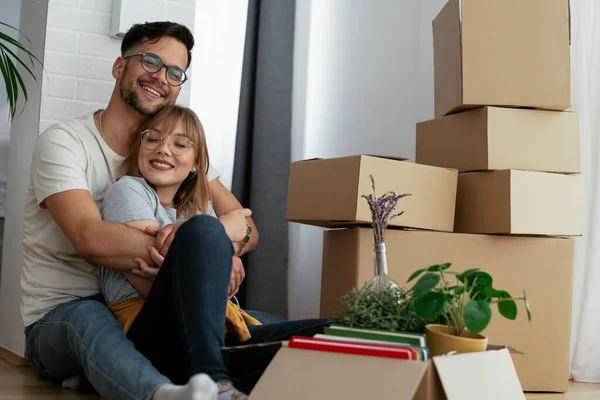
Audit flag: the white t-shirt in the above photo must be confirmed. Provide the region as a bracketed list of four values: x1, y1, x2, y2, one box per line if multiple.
[20, 113, 220, 327]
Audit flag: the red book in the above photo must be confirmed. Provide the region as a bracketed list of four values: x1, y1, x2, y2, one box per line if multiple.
[288, 336, 415, 360]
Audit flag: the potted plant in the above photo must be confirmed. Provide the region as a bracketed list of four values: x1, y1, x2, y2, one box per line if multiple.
[407, 263, 531, 356]
[1, 21, 41, 121]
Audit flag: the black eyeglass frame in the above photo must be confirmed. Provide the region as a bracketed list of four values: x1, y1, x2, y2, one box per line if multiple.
[123, 52, 188, 86]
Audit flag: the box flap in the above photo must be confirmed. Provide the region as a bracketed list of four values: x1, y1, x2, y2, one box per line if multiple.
[433, 348, 525, 400]
[250, 346, 431, 399]
[293, 154, 409, 163]
[362, 154, 409, 162]
[486, 344, 524, 354]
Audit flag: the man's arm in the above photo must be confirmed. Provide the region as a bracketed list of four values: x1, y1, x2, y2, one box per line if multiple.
[120, 219, 160, 297]
[210, 178, 259, 255]
[44, 189, 156, 271]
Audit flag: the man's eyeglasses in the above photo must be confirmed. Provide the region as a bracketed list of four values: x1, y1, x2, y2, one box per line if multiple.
[123, 53, 188, 86]
[140, 130, 194, 156]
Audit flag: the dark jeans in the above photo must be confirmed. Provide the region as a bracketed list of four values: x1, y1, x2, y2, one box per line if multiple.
[25, 215, 332, 398]
[126, 215, 332, 385]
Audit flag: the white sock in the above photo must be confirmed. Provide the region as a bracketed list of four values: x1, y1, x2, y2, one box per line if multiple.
[153, 374, 218, 400]
[62, 375, 83, 390]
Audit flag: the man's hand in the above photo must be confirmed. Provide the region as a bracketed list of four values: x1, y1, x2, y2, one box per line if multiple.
[145, 223, 181, 257]
[229, 256, 246, 298]
[132, 246, 165, 279]
[218, 209, 252, 242]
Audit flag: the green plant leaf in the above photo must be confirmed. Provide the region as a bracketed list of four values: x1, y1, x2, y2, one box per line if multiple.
[0, 24, 42, 121]
[415, 292, 446, 320]
[454, 286, 465, 295]
[483, 287, 505, 299]
[464, 300, 492, 333]
[524, 290, 532, 321]
[0, 41, 37, 83]
[465, 271, 493, 290]
[444, 271, 459, 275]
[407, 268, 426, 283]
[427, 263, 451, 272]
[456, 268, 480, 283]
[413, 273, 441, 297]
[498, 297, 517, 320]
[0, 50, 15, 118]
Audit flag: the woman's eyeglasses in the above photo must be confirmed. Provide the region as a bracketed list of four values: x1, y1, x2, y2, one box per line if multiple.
[140, 130, 194, 156]
[123, 53, 188, 86]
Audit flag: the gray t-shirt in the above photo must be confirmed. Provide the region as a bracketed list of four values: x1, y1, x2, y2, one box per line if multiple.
[99, 175, 218, 306]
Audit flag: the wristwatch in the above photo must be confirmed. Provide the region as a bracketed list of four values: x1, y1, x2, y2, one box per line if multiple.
[239, 224, 252, 255]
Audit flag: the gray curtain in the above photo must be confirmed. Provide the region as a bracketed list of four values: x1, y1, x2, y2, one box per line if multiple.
[231, 0, 295, 318]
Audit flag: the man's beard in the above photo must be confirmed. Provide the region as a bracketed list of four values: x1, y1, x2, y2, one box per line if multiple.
[120, 82, 166, 117]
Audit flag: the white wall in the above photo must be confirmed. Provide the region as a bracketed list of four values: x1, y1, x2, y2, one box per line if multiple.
[0, 0, 196, 356]
[288, 0, 448, 320]
[189, 0, 248, 190]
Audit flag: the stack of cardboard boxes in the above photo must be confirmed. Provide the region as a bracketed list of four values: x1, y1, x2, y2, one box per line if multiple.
[285, 0, 580, 394]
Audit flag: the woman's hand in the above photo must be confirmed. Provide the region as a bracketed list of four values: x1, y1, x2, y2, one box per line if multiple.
[132, 246, 165, 279]
[218, 208, 252, 242]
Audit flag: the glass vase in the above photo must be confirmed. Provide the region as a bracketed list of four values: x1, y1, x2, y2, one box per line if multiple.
[365, 243, 400, 293]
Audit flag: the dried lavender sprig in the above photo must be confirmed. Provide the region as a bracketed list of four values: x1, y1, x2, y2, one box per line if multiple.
[361, 175, 410, 245]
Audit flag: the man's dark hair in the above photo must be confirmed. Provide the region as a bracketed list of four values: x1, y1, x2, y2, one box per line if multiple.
[121, 21, 194, 69]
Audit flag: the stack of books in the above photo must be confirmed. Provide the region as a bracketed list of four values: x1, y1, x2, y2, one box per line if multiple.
[289, 325, 429, 361]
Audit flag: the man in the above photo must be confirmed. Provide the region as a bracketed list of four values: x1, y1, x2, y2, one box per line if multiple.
[22, 21, 331, 400]
[21, 22, 248, 400]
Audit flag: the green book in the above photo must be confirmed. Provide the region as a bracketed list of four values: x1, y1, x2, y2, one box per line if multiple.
[323, 325, 426, 347]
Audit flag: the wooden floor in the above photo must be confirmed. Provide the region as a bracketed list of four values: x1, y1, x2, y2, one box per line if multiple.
[2, 348, 600, 399]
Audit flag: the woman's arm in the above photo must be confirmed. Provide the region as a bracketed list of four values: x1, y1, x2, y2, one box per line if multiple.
[210, 178, 259, 256]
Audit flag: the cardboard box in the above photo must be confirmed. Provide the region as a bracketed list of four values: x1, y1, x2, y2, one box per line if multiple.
[250, 343, 525, 400]
[433, 0, 571, 118]
[320, 228, 574, 392]
[416, 107, 581, 173]
[285, 155, 458, 232]
[455, 170, 583, 235]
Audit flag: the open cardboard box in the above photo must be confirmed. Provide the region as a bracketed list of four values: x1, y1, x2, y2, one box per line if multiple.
[320, 228, 574, 392]
[250, 341, 525, 400]
[285, 155, 458, 232]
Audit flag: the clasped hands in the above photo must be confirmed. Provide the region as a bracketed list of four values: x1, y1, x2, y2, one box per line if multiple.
[132, 209, 251, 298]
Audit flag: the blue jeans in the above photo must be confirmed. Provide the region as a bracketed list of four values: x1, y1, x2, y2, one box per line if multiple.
[25, 294, 169, 400]
[25, 215, 332, 399]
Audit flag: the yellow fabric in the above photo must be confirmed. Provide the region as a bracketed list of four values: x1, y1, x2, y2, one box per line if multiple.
[109, 298, 144, 334]
[109, 298, 262, 341]
[224, 301, 262, 342]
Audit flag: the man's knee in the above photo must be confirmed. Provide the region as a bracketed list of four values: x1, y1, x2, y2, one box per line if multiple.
[61, 299, 121, 335]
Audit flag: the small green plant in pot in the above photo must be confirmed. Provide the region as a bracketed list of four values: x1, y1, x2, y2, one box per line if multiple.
[408, 263, 531, 356]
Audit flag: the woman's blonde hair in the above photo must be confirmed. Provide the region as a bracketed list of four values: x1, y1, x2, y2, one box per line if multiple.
[121, 105, 211, 219]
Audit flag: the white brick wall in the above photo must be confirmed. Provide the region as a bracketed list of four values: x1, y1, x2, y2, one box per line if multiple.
[40, 0, 196, 131]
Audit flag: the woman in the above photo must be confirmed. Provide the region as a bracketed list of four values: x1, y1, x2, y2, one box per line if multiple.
[98, 105, 330, 399]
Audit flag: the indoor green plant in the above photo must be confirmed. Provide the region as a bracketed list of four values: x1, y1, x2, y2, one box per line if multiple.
[336, 284, 435, 334]
[1, 22, 41, 121]
[407, 263, 531, 355]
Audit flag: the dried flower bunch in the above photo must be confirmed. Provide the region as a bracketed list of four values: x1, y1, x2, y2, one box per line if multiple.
[361, 175, 411, 244]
